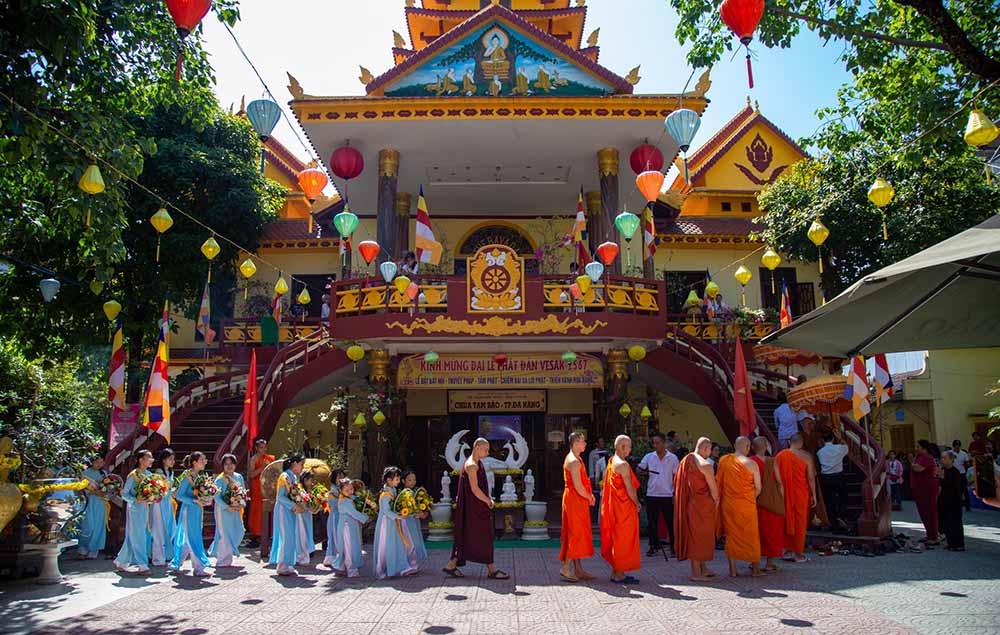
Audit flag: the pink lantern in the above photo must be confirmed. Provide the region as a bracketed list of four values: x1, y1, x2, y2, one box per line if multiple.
[330, 145, 364, 180]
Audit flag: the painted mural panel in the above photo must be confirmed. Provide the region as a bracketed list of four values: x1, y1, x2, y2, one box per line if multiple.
[384, 21, 615, 97]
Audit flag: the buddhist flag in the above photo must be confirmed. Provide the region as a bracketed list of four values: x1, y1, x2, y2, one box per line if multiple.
[845, 355, 872, 421]
[873, 353, 894, 407]
[108, 316, 125, 411]
[415, 185, 442, 265]
[733, 336, 757, 437]
[779, 280, 793, 328]
[142, 302, 171, 443]
[244, 350, 259, 456]
[271, 292, 283, 323]
[562, 189, 590, 266]
[197, 276, 215, 344]
[643, 203, 658, 258]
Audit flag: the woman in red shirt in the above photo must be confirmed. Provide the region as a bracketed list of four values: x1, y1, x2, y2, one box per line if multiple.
[909, 440, 941, 546]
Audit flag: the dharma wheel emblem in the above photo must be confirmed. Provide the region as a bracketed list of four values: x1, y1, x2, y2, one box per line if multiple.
[467, 244, 524, 313]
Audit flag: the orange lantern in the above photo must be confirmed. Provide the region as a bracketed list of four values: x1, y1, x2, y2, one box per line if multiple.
[297, 167, 328, 201]
[358, 240, 380, 265]
[635, 170, 666, 203]
[596, 241, 619, 266]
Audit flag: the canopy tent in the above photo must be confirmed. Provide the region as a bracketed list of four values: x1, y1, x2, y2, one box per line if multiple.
[761, 214, 1000, 357]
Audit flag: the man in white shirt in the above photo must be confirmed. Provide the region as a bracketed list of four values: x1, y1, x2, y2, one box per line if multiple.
[816, 430, 850, 532]
[587, 437, 608, 480]
[951, 440, 971, 511]
[774, 391, 803, 449]
[637, 432, 680, 557]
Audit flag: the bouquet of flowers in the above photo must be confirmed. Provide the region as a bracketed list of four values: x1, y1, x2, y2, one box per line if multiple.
[351, 480, 378, 518]
[192, 472, 218, 504]
[391, 488, 419, 517]
[222, 481, 248, 508]
[99, 474, 123, 497]
[136, 474, 170, 504]
[414, 486, 433, 514]
[306, 483, 329, 514]
[289, 482, 309, 509]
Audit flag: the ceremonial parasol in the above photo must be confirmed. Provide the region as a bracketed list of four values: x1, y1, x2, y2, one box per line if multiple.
[786, 374, 851, 417]
[752, 344, 822, 377]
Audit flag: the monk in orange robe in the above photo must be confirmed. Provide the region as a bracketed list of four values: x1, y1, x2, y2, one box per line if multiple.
[247, 438, 275, 540]
[673, 437, 719, 581]
[716, 436, 762, 577]
[750, 436, 785, 572]
[600, 434, 641, 584]
[559, 431, 596, 582]
[776, 433, 817, 562]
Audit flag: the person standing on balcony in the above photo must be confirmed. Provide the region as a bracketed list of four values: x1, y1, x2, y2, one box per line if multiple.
[937, 451, 965, 551]
[400, 251, 419, 276]
[951, 440, 971, 511]
[909, 440, 941, 546]
[247, 438, 275, 548]
[320, 294, 330, 327]
[817, 431, 850, 533]
[637, 432, 679, 557]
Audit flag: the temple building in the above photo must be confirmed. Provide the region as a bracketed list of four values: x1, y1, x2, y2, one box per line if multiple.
[114, 1, 888, 537]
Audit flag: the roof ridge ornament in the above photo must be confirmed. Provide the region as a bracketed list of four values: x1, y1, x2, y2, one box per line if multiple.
[393, 30, 407, 48]
[586, 28, 600, 47]
[625, 65, 641, 86]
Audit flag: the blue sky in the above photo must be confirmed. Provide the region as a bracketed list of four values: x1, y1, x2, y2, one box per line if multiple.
[201, 0, 851, 164]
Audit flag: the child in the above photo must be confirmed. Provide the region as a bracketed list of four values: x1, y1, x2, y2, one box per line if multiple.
[296, 470, 316, 567]
[171, 451, 212, 577]
[374, 466, 418, 579]
[323, 468, 346, 568]
[209, 454, 246, 567]
[151, 449, 177, 566]
[77, 456, 108, 560]
[269, 455, 305, 576]
[401, 469, 428, 564]
[332, 478, 370, 577]
[114, 450, 154, 575]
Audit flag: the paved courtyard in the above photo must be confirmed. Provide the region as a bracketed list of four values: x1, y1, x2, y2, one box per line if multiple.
[2, 502, 999, 635]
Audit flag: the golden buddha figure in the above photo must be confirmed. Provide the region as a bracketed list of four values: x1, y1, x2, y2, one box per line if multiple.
[533, 64, 552, 92]
[480, 28, 510, 80]
[511, 67, 530, 95]
[462, 69, 477, 96]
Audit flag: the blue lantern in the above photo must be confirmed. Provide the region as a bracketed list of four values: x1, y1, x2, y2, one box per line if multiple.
[246, 98, 282, 173]
[664, 108, 701, 184]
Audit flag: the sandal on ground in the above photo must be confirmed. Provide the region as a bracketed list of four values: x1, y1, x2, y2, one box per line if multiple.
[487, 570, 510, 579]
[559, 572, 579, 583]
[442, 566, 465, 578]
[620, 575, 640, 584]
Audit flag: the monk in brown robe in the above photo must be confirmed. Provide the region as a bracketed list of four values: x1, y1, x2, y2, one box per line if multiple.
[717, 436, 762, 577]
[559, 431, 595, 582]
[751, 436, 785, 572]
[776, 433, 817, 562]
[600, 434, 641, 584]
[673, 436, 719, 581]
[443, 438, 509, 579]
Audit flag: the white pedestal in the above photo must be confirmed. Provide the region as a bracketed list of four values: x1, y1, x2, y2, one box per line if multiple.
[427, 502, 454, 542]
[24, 539, 76, 584]
[521, 501, 549, 541]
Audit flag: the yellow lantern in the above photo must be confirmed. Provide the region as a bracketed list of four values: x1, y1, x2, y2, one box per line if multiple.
[575, 274, 592, 296]
[373, 410, 386, 426]
[78, 163, 105, 195]
[964, 109, 999, 148]
[239, 258, 257, 299]
[734, 265, 752, 305]
[618, 402, 632, 418]
[102, 300, 121, 321]
[274, 276, 289, 296]
[807, 218, 830, 274]
[149, 208, 173, 262]
[200, 236, 221, 261]
[89, 279, 104, 296]
[761, 247, 781, 293]
[705, 279, 720, 299]
[297, 288, 311, 305]
[867, 178, 895, 240]
[640, 404, 652, 419]
[353, 413, 367, 428]
[346, 344, 365, 362]
[394, 275, 411, 296]
[627, 345, 646, 362]
[683, 289, 701, 308]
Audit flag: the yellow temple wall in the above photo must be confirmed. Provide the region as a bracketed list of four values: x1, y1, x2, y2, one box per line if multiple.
[653, 396, 728, 447]
[702, 123, 805, 193]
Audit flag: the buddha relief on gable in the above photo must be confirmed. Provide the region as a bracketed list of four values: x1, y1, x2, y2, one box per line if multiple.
[734, 133, 789, 186]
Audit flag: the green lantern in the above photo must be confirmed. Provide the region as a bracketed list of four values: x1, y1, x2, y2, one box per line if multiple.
[424, 351, 439, 364]
[333, 209, 359, 238]
[614, 211, 641, 242]
[561, 350, 577, 364]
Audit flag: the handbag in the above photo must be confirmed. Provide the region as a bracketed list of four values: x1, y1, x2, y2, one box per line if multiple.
[758, 457, 786, 516]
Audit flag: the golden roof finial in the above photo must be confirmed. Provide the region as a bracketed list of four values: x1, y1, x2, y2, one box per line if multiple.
[746, 95, 752, 108]
[287, 73, 304, 100]
[239, 95, 246, 113]
[586, 28, 600, 47]
[625, 66, 641, 86]
[405, 0, 414, 7]
[393, 30, 406, 48]
[754, 99, 760, 112]
[359, 66, 375, 86]
[577, 0, 587, 6]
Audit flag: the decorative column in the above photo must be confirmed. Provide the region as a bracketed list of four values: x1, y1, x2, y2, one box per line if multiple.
[368, 349, 391, 386]
[377, 149, 400, 265]
[605, 348, 629, 402]
[597, 148, 621, 275]
[584, 190, 603, 261]
[395, 192, 412, 257]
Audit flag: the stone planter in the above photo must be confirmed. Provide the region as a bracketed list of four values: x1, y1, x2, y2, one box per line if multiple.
[427, 502, 453, 542]
[521, 501, 549, 541]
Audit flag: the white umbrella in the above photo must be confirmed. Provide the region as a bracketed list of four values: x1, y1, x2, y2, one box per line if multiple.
[761, 214, 1000, 356]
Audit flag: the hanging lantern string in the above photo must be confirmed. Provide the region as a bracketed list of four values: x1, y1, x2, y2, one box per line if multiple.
[0, 90, 329, 300]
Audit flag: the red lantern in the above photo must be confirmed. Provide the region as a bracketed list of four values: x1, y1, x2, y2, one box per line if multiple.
[635, 170, 666, 203]
[330, 145, 365, 181]
[297, 167, 328, 201]
[165, 0, 211, 80]
[720, 0, 765, 89]
[629, 144, 664, 174]
[492, 353, 508, 366]
[596, 241, 620, 266]
[358, 240, 380, 265]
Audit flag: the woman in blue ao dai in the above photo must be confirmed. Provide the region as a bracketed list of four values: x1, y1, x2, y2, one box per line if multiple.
[171, 451, 212, 577]
[209, 453, 246, 567]
[77, 456, 109, 560]
[374, 466, 419, 579]
[114, 450, 153, 575]
[331, 478, 370, 577]
[322, 468, 346, 567]
[296, 470, 316, 566]
[269, 454, 306, 576]
[150, 449, 177, 566]
[402, 469, 428, 563]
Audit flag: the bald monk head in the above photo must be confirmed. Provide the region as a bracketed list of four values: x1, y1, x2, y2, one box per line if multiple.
[751, 436, 769, 457]
[788, 433, 804, 449]
[694, 436, 713, 459]
[614, 434, 632, 458]
[472, 437, 491, 460]
[734, 436, 751, 457]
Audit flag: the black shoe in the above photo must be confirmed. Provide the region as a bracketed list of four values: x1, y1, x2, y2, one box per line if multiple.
[646, 548, 659, 557]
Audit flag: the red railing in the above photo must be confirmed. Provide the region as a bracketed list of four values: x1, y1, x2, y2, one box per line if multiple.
[839, 414, 891, 537]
